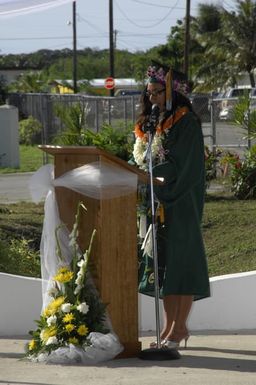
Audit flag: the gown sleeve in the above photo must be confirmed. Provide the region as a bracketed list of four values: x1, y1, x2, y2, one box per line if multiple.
[153, 112, 205, 207]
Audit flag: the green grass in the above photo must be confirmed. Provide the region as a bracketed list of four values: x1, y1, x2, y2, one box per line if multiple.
[0, 145, 52, 174]
[0, 194, 256, 278]
[203, 194, 256, 276]
[0, 202, 43, 277]
[1, 142, 255, 278]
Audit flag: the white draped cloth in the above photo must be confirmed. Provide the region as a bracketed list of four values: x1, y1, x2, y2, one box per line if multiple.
[28, 161, 138, 364]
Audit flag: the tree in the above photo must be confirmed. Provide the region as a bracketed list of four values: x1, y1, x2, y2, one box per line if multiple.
[193, 1, 256, 90]
[190, 4, 233, 91]
[8, 71, 48, 93]
[221, 0, 256, 87]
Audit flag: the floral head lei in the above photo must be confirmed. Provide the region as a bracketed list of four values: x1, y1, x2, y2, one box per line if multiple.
[147, 65, 166, 86]
[133, 64, 190, 171]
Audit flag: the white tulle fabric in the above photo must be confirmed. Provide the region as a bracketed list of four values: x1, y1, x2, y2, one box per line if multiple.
[29, 162, 138, 203]
[28, 161, 138, 364]
[31, 333, 123, 365]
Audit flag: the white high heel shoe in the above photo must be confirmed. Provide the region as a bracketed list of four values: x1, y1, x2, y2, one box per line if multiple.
[163, 335, 190, 349]
[149, 339, 167, 349]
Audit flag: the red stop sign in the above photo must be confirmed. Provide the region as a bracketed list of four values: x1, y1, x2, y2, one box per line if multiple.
[104, 77, 115, 90]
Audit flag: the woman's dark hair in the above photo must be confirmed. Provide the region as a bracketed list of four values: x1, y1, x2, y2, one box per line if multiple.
[136, 87, 201, 126]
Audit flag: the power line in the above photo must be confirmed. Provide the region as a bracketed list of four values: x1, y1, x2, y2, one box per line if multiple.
[0, 35, 106, 41]
[129, 0, 196, 11]
[114, 0, 180, 28]
[0, 31, 171, 42]
[77, 13, 105, 34]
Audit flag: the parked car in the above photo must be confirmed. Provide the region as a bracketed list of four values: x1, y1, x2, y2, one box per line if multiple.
[114, 89, 142, 97]
[219, 106, 234, 120]
[218, 87, 254, 121]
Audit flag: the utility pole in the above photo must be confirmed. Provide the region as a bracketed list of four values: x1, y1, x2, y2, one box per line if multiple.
[184, 0, 190, 79]
[109, 0, 115, 96]
[72, 0, 77, 93]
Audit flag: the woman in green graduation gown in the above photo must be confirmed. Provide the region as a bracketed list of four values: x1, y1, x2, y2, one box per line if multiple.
[133, 64, 210, 349]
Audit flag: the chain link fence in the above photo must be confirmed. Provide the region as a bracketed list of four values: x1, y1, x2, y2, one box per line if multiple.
[7, 92, 255, 160]
[7, 93, 140, 144]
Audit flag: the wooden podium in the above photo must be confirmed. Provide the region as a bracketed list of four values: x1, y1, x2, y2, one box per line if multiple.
[39, 145, 149, 358]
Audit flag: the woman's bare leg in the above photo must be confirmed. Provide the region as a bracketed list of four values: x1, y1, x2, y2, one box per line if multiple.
[160, 295, 180, 340]
[165, 295, 193, 341]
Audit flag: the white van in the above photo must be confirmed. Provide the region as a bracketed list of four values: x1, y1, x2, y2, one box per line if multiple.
[219, 87, 253, 120]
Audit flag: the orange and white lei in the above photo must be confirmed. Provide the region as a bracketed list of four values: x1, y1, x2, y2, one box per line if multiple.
[133, 107, 189, 171]
[133, 131, 165, 171]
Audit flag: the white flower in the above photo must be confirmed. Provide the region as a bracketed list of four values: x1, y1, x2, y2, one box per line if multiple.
[61, 303, 72, 313]
[45, 336, 58, 346]
[133, 137, 147, 169]
[47, 286, 59, 297]
[46, 315, 57, 326]
[39, 330, 44, 341]
[68, 238, 76, 247]
[77, 259, 86, 268]
[133, 133, 165, 171]
[77, 302, 89, 314]
[74, 285, 83, 295]
[75, 273, 84, 286]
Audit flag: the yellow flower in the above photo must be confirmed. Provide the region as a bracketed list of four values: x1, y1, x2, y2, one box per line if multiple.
[68, 337, 79, 345]
[43, 296, 65, 316]
[65, 324, 75, 333]
[40, 326, 57, 343]
[43, 308, 52, 318]
[59, 266, 70, 273]
[28, 339, 36, 351]
[53, 267, 74, 283]
[63, 313, 75, 323]
[77, 324, 88, 336]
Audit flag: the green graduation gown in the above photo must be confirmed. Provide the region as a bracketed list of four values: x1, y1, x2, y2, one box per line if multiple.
[140, 111, 210, 300]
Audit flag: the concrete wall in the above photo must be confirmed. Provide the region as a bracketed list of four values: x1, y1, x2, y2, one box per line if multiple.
[1, 271, 256, 336]
[0, 273, 42, 336]
[139, 271, 256, 332]
[0, 104, 20, 168]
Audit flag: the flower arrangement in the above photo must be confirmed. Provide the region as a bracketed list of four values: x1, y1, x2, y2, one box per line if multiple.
[25, 202, 122, 363]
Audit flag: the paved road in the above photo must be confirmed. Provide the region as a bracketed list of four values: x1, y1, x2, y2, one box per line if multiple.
[0, 172, 34, 203]
[202, 122, 250, 157]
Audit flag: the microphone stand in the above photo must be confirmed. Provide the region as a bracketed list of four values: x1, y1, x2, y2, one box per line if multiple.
[139, 110, 180, 361]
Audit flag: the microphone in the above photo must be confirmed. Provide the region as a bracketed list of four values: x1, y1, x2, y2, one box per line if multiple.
[145, 104, 160, 134]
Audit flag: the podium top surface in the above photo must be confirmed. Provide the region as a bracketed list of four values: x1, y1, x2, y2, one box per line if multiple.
[39, 145, 155, 184]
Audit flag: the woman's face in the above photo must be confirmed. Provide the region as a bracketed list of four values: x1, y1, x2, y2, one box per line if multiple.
[146, 82, 166, 112]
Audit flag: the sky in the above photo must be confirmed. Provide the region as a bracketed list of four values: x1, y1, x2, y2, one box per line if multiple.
[0, 0, 237, 55]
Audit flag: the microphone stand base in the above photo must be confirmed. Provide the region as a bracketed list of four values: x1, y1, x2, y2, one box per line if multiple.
[138, 347, 181, 361]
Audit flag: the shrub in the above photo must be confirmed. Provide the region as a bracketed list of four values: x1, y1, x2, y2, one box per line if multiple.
[53, 100, 134, 162]
[19, 116, 42, 145]
[226, 145, 256, 199]
[52, 102, 89, 145]
[233, 95, 256, 138]
[204, 146, 222, 189]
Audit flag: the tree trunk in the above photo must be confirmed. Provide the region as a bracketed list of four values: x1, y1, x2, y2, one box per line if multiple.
[248, 71, 255, 88]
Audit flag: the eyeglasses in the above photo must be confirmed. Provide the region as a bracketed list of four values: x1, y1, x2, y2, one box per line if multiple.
[145, 88, 166, 97]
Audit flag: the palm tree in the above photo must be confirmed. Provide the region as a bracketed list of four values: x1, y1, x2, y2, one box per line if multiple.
[221, 0, 256, 87]
[191, 4, 235, 91]
[193, 1, 256, 90]
[8, 71, 48, 93]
